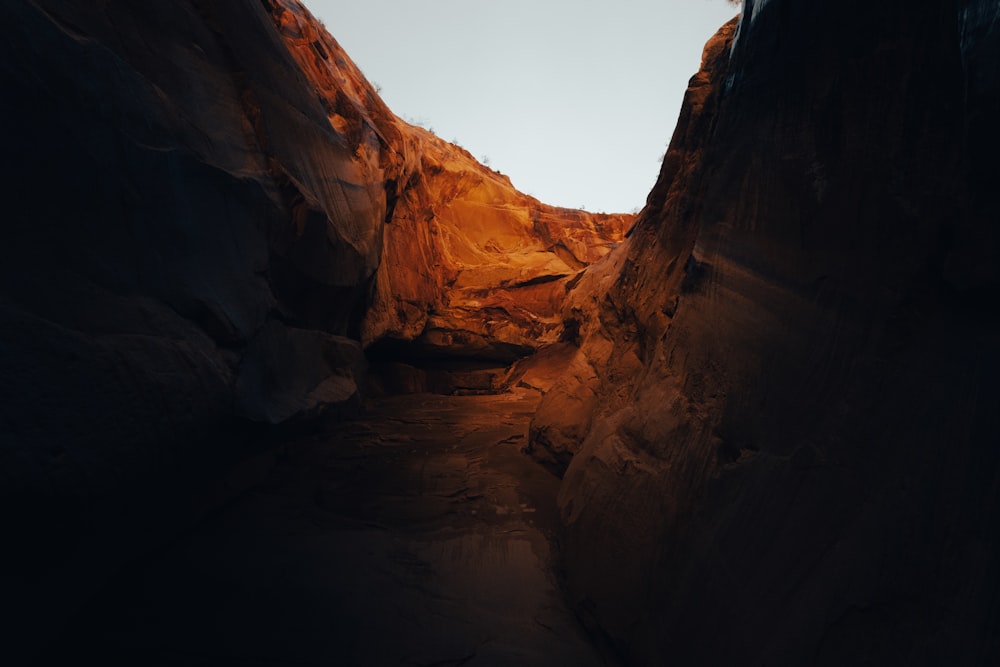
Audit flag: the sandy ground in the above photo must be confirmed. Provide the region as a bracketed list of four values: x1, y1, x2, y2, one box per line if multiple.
[51, 391, 610, 666]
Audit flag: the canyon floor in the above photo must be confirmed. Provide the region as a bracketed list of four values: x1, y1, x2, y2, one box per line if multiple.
[50, 391, 611, 666]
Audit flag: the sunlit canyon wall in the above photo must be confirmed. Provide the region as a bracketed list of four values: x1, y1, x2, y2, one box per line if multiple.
[2, 0, 626, 523]
[2, 0, 998, 665]
[1, 0, 625, 656]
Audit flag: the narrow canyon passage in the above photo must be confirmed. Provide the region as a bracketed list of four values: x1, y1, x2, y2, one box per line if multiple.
[8, 1, 998, 664]
[51, 391, 610, 666]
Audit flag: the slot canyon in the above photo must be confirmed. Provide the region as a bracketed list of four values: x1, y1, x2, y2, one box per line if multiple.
[2, 0, 998, 665]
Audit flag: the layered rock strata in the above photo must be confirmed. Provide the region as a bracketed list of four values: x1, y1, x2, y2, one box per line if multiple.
[268, 0, 629, 364]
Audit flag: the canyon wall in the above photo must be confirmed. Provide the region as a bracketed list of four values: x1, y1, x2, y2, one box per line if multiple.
[531, 1, 1000, 664]
[4, 0, 998, 664]
[1, 0, 624, 512]
[269, 0, 629, 366]
[0, 1, 624, 660]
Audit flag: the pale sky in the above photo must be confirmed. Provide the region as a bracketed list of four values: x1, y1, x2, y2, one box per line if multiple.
[305, 0, 739, 213]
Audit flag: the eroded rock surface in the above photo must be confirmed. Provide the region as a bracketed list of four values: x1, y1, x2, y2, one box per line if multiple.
[530, 3, 1000, 664]
[6, 0, 997, 664]
[46, 392, 613, 667]
[1, 0, 628, 488]
[268, 0, 629, 363]
[1, 1, 626, 662]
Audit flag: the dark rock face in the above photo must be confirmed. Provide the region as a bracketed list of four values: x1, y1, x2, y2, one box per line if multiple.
[531, 2, 1000, 664]
[1, 2, 381, 659]
[2, 0, 379, 496]
[0, 1, 626, 662]
[5, 0, 998, 664]
[0, 0, 626, 508]
[42, 392, 608, 667]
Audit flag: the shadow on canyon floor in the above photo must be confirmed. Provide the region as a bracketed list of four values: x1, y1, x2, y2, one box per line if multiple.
[42, 391, 615, 667]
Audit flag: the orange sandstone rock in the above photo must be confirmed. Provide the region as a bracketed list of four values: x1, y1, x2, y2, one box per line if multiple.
[265, 0, 630, 361]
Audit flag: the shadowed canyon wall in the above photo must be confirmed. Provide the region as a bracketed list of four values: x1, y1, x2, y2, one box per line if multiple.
[1, 0, 625, 511]
[0, 0, 624, 660]
[3, 0, 999, 665]
[529, 1, 1000, 664]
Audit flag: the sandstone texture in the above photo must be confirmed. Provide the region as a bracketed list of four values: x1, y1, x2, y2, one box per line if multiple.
[0, 1, 624, 662]
[530, 2, 1000, 664]
[4, 0, 999, 664]
[45, 392, 612, 666]
[3, 0, 380, 502]
[1, 0, 626, 503]
[268, 0, 629, 364]
[0, 0, 625, 506]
